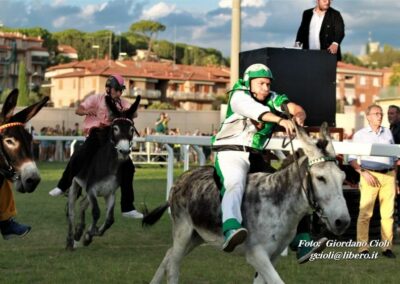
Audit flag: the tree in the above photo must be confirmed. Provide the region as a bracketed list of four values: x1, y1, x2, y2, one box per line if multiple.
[17, 61, 29, 106]
[130, 20, 166, 60]
[390, 64, 400, 86]
[342, 52, 364, 66]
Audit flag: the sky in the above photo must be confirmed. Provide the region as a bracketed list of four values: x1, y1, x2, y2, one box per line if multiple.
[0, 0, 399, 57]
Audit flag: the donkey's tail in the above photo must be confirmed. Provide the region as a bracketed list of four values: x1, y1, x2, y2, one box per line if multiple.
[142, 202, 170, 227]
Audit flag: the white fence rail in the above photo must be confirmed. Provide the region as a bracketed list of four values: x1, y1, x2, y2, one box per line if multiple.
[34, 135, 400, 199]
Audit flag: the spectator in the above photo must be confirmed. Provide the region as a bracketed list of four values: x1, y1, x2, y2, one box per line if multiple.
[0, 179, 30, 239]
[349, 104, 397, 258]
[387, 105, 400, 232]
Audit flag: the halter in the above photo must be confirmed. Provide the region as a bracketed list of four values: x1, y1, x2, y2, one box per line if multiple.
[0, 122, 25, 180]
[112, 117, 140, 137]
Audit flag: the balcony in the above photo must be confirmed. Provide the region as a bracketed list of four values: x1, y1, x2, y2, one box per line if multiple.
[166, 91, 215, 101]
[128, 89, 161, 99]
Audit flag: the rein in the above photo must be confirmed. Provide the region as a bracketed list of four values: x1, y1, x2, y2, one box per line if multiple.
[0, 122, 25, 180]
[281, 105, 335, 218]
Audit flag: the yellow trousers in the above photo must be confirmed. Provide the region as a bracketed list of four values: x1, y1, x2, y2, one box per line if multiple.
[357, 171, 395, 252]
[0, 179, 16, 222]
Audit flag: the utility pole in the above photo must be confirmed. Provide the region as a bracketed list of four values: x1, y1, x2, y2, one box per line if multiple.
[230, 0, 241, 87]
[105, 25, 114, 64]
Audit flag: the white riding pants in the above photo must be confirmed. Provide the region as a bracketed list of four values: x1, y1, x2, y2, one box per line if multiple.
[215, 151, 250, 233]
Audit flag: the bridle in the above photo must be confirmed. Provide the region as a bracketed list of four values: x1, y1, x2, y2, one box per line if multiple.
[111, 117, 140, 150]
[0, 122, 25, 180]
[280, 104, 336, 218]
[285, 133, 337, 219]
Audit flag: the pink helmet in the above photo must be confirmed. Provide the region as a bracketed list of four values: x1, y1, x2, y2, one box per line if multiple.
[105, 74, 125, 91]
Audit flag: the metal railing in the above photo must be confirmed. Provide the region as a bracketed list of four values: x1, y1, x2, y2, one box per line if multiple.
[34, 135, 400, 199]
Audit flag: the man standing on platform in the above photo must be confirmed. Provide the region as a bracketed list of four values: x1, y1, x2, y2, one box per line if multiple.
[295, 0, 345, 61]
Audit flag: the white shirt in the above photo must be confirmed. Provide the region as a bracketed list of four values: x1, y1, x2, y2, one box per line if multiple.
[308, 10, 325, 50]
[348, 126, 396, 170]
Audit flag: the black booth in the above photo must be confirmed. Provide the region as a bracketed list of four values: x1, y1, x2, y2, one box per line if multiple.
[239, 47, 337, 127]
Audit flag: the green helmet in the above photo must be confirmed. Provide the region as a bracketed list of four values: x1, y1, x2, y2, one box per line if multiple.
[243, 63, 274, 88]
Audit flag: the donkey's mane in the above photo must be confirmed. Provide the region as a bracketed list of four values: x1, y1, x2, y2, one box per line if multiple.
[278, 148, 305, 170]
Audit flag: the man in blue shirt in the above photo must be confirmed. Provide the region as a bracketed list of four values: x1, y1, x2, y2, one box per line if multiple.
[349, 104, 397, 258]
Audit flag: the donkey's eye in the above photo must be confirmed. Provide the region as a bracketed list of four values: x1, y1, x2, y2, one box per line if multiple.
[316, 176, 326, 183]
[113, 125, 119, 132]
[129, 126, 134, 136]
[4, 138, 15, 146]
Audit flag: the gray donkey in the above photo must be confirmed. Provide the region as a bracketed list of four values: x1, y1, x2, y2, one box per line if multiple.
[66, 96, 140, 250]
[143, 123, 351, 284]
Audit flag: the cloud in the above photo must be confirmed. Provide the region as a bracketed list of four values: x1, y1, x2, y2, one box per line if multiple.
[52, 16, 67, 28]
[243, 11, 269, 28]
[142, 2, 176, 19]
[219, 0, 266, 8]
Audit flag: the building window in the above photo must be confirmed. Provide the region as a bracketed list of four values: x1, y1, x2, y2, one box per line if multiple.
[359, 94, 366, 103]
[73, 79, 76, 89]
[372, 77, 380, 87]
[204, 85, 210, 93]
[92, 78, 96, 89]
[58, 80, 63, 90]
[359, 76, 366, 85]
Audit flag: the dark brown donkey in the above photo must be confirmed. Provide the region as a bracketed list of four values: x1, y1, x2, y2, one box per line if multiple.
[0, 89, 48, 193]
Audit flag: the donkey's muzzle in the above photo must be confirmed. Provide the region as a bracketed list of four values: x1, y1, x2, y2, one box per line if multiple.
[21, 174, 41, 193]
[333, 216, 351, 235]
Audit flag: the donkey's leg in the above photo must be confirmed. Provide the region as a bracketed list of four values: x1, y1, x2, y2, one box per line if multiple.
[166, 219, 201, 284]
[150, 248, 172, 284]
[246, 245, 284, 284]
[83, 191, 100, 246]
[66, 183, 79, 250]
[74, 195, 89, 242]
[150, 218, 200, 284]
[97, 193, 115, 236]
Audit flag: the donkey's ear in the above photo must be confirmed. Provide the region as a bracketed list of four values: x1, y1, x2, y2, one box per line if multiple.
[1, 89, 19, 123]
[294, 123, 314, 146]
[126, 95, 141, 119]
[105, 95, 120, 116]
[11, 96, 49, 123]
[319, 122, 336, 156]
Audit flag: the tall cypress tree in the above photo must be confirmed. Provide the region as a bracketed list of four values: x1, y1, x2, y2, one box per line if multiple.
[17, 61, 29, 106]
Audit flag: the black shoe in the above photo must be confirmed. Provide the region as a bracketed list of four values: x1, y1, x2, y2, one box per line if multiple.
[297, 237, 328, 264]
[382, 249, 396, 259]
[359, 250, 370, 256]
[0, 218, 31, 240]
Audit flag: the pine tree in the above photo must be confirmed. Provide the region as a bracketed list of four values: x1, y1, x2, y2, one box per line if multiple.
[17, 61, 29, 106]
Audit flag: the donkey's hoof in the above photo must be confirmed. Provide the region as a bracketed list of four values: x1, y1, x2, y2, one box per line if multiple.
[65, 243, 75, 251]
[83, 233, 93, 246]
[73, 240, 81, 249]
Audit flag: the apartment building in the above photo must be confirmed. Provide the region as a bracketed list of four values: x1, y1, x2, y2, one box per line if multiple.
[336, 62, 385, 113]
[45, 59, 230, 110]
[0, 31, 48, 90]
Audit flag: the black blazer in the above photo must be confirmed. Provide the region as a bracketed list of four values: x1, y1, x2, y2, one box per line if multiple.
[296, 7, 345, 61]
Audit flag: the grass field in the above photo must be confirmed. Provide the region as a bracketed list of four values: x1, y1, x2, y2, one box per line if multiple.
[0, 161, 399, 284]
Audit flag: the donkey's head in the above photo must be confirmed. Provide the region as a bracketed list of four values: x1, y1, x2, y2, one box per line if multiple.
[0, 89, 49, 193]
[105, 95, 141, 160]
[296, 122, 350, 235]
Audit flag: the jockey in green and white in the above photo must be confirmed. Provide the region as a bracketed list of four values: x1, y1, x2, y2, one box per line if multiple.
[212, 63, 306, 252]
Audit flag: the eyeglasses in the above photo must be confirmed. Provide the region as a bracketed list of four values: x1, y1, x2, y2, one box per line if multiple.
[368, 112, 383, 117]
